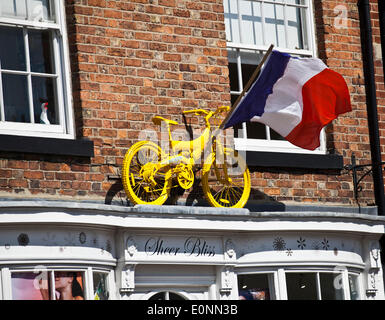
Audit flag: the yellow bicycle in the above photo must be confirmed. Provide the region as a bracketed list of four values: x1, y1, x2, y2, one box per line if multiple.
[121, 106, 251, 208]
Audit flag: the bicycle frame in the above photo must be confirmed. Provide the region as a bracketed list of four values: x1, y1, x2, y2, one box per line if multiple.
[158, 107, 228, 168]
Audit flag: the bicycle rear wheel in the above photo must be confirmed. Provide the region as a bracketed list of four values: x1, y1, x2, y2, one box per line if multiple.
[202, 147, 250, 208]
[122, 141, 172, 205]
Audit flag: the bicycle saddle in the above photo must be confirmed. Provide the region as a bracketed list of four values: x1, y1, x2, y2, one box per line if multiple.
[152, 116, 178, 126]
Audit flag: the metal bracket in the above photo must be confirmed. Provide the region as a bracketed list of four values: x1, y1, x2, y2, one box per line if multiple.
[344, 153, 385, 206]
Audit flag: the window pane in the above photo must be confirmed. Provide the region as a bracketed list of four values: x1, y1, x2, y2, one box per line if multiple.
[233, 121, 243, 138]
[238, 274, 271, 300]
[54, 271, 84, 300]
[241, 63, 258, 91]
[287, 6, 306, 50]
[349, 274, 360, 300]
[240, 49, 263, 68]
[0, 0, 27, 19]
[286, 273, 318, 300]
[93, 272, 109, 300]
[32, 76, 58, 124]
[240, 0, 263, 46]
[231, 94, 239, 108]
[286, 0, 306, 5]
[0, 0, 54, 21]
[168, 292, 186, 300]
[224, 0, 240, 42]
[0, 26, 26, 71]
[247, 122, 266, 139]
[229, 63, 239, 92]
[270, 127, 285, 140]
[319, 273, 344, 300]
[11, 272, 52, 300]
[264, 3, 285, 47]
[3, 74, 30, 123]
[239, 49, 264, 88]
[29, 29, 54, 74]
[28, 0, 54, 22]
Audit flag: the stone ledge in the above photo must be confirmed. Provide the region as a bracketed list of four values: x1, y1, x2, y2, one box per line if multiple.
[134, 204, 250, 215]
[0, 199, 383, 224]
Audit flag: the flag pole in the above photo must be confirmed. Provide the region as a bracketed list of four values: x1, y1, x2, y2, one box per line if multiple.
[219, 44, 274, 129]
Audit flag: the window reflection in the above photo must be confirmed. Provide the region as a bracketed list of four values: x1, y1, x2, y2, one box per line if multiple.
[3, 74, 30, 123]
[149, 292, 186, 300]
[0, 0, 54, 22]
[286, 273, 318, 300]
[0, 26, 26, 71]
[349, 274, 360, 300]
[319, 273, 344, 300]
[0, 0, 27, 19]
[93, 272, 109, 300]
[11, 272, 51, 300]
[11, 271, 85, 300]
[238, 274, 271, 300]
[29, 29, 53, 74]
[29, 0, 53, 21]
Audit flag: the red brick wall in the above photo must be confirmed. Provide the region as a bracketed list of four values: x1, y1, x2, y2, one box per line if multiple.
[0, 0, 383, 209]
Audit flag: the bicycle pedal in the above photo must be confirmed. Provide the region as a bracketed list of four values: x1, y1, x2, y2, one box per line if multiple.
[220, 199, 230, 204]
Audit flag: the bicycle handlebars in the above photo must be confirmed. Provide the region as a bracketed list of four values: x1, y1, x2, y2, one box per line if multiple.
[183, 106, 230, 120]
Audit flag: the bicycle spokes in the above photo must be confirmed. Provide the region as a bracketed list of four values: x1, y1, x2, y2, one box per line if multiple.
[202, 148, 250, 208]
[121, 142, 172, 205]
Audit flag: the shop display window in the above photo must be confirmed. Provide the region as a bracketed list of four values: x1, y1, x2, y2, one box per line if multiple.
[285, 272, 345, 300]
[8, 268, 112, 300]
[238, 269, 362, 300]
[11, 270, 84, 300]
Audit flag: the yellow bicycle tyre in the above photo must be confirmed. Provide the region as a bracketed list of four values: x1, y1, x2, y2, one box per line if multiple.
[202, 147, 250, 208]
[121, 141, 172, 205]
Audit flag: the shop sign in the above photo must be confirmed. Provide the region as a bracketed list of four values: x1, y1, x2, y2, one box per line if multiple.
[144, 236, 216, 257]
[125, 235, 223, 261]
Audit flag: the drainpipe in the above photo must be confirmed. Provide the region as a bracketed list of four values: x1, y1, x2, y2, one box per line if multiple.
[379, 0, 385, 80]
[357, 0, 385, 216]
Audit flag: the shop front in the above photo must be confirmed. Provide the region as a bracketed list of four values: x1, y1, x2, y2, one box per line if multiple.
[0, 200, 384, 300]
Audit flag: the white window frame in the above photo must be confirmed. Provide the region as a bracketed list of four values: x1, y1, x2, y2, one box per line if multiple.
[0, 0, 75, 139]
[225, 0, 326, 154]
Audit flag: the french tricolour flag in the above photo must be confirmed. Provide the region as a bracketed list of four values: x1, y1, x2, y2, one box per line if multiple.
[222, 50, 352, 150]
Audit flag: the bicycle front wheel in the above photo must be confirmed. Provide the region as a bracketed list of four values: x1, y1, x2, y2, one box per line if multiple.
[121, 141, 172, 205]
[202, 147, 250, 208]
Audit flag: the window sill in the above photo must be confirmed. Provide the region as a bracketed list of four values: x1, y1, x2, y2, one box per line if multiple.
[0, 134, 94, 157]
[244, 150, 344, 170]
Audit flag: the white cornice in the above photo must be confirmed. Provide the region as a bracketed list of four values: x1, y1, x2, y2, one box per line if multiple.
[0, 200, 383, 236]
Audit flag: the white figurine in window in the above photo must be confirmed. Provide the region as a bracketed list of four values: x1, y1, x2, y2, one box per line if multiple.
[40, 101, 50, 124]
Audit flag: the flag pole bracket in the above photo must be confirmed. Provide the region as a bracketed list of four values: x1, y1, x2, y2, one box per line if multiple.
[344, 153, 385, 209]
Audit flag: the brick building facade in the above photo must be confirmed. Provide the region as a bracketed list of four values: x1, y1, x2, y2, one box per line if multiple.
[0, 0, 384, 301]
[0, 0, 383, 210]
